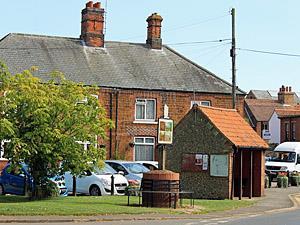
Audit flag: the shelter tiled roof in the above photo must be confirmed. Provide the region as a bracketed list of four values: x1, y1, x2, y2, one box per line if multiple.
[199, 106, 269, 149]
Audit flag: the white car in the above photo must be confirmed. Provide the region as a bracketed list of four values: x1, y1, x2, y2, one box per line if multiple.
[135, 161, 159, 170]
[64, 163, 128, 196]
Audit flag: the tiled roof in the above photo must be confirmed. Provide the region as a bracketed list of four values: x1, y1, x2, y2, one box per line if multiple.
[249, 90, 274, 100]
[199, 106, 269, 149]
[275, 106, 300, 118]
[245, 99, 283, 122]
[248, 89, 300, 103]
[0, 33, 245, 94]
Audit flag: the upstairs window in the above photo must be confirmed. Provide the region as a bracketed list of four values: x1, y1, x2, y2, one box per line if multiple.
[262, 123, 269, 131]
[191, 100, 211, 108]
[285, 123, 290, 141]
[135, 99, 156, 121]
[292, 122, 296, 141]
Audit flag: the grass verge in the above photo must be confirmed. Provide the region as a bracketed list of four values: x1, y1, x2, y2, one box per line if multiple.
[0, 195, 254, 216]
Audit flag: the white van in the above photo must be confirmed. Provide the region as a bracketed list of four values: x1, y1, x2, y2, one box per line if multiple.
[265, 142, 300, 180]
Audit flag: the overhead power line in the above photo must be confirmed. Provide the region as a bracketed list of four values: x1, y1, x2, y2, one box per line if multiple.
[166, 39, 231, 46]
[119, 13, 229, 41]
[238, 48, 300, 58]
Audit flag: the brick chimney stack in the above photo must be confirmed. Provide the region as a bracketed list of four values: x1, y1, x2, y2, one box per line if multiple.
[80, 1, 105, 47]
[146, 13, 163, 49]
[278, 85, 295, 105]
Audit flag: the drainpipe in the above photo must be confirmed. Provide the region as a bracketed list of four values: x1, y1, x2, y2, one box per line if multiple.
[115, 90, 119, 159]
[109, 92, 113, 159]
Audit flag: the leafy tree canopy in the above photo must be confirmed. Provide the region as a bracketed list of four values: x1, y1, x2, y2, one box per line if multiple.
[0, 62, 112, 197]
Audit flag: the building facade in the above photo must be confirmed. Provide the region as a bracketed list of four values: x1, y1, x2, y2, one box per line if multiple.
[0, 1, 245, 161]
[166, 106, 268, 199]
[245, 86, 299, 145]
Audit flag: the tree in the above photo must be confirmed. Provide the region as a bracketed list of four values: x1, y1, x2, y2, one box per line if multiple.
[0, 62, 112, 199]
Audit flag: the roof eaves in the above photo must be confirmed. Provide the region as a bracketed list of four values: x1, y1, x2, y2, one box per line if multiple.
[0, 33, 12, 43]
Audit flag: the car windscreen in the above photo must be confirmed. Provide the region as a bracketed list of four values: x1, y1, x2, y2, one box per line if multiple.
[123, 163, 150, 174]
[269, 151, 296, 163]
[93, 163, 118, 175]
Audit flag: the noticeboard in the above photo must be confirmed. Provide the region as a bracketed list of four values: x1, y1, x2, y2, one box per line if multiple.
[158, 118, 173, 144]
[181, 153, 209, 172]
[210, 154, 228, 177]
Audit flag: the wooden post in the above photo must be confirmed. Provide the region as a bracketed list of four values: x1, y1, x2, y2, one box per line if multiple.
[231, 151, 235, 200]
[162, 145, 166, 170]
[249, 151, 253, 199]
[239, 150, 243, 200]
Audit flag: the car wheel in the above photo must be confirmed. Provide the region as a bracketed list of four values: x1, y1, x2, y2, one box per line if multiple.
[0, 184, 5, 195]
[89, 185, 101, 196]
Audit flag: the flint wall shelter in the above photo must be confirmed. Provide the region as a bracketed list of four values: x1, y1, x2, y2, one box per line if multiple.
[166, 105, 269, 199]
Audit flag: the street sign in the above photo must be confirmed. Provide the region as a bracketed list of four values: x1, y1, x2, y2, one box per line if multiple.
[158, 118, 173, 144]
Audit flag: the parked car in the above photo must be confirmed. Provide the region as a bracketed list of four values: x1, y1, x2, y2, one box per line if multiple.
[105, 160, 150, 187]
[0, 163, 68, 196]
[64, 163, 128, 196]
[135, 161, 159, 171]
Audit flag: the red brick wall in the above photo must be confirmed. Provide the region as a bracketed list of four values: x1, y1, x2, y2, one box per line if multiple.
[98, 88, 245, 160]
[0, 159, 8, 171]
[280, 117, 300, 142]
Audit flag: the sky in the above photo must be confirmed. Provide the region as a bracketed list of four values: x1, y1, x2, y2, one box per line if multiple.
[0, 0, 300, 93]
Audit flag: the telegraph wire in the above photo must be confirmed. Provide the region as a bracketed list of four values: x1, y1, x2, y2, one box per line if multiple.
[237, 48, 300, 58]
[0, 39, 231, 50]
[166, 39, 231, 46]
[119, 13, 230, 41]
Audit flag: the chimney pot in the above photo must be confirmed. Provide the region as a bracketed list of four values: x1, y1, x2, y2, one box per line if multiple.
[146, 13, 163, 49]
[86, 1, 93, 8]
[81, 1, 105, 47]
[278, 85, 296, 105]
[93, 2, 101, 8]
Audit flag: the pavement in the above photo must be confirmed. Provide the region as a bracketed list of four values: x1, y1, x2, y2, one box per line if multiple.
[1, 186, 300, 223]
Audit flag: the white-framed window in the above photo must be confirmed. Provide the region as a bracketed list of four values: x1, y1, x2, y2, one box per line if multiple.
[0, 140, 10, 159]
[134, 137, 155, 161]
[190, 100, 211, 108]
[76, 141, 91, 150]
[76, 94, 99, 105]
[76, 135, 97, 150]
[135, 99, 156, 121]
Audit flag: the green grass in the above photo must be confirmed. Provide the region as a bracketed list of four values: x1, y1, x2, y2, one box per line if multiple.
[0, 195, 254, 216]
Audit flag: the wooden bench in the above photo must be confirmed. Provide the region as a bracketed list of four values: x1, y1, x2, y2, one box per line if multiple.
[127, 189, 194, 209]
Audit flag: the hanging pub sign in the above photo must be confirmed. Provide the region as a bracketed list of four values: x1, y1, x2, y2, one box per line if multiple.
[158, 118, 174, 144]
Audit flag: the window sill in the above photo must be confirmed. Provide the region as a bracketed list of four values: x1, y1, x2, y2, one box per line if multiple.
[133, 120, 158, 125]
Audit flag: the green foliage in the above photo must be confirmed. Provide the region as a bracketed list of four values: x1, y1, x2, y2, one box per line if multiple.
[0, 62, 112, 198]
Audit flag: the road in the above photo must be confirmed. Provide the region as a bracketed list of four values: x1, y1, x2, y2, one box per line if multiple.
[4, 209, 300, 225]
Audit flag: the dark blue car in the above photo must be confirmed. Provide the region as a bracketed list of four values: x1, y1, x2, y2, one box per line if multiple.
[0, 163, 67, 196]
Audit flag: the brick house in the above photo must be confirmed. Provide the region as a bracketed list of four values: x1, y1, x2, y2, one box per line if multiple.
[245, 85, 299, 144]
[276, 108, 300, 142]
[0, 1, 245, 162]
[166, 105, 268, 199]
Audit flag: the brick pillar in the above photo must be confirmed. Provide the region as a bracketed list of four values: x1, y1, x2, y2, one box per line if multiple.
[146, 13, 163, 49]
[80, 1, 105, 47]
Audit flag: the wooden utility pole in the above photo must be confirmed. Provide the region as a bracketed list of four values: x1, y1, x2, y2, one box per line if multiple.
[231, 8, 236, 109]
